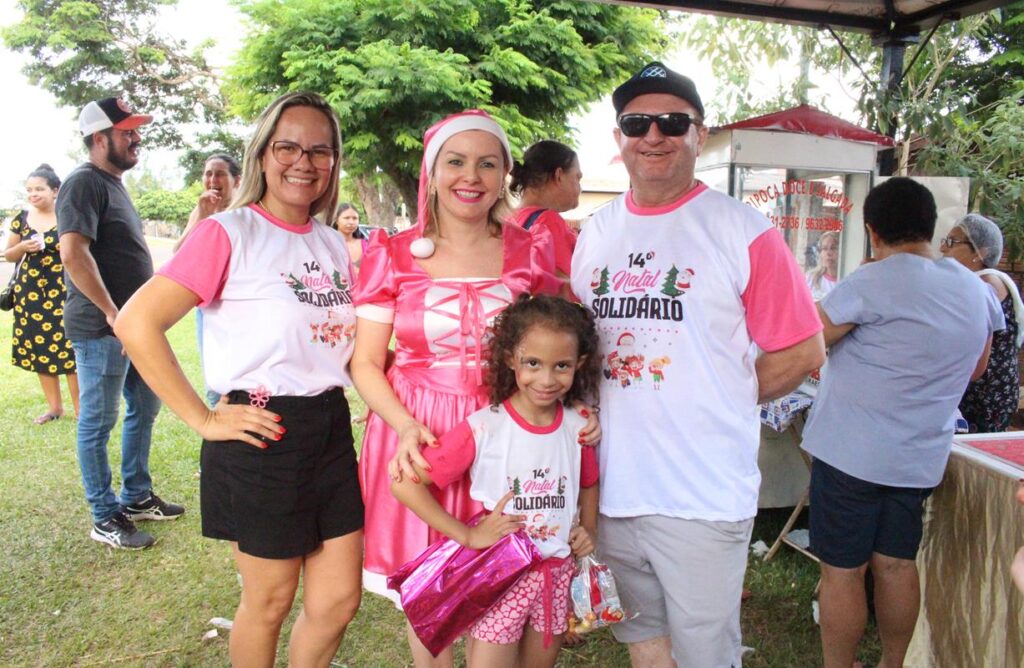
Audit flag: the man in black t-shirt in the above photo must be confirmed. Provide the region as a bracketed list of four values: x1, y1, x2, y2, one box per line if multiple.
[58, 97, 184, 550]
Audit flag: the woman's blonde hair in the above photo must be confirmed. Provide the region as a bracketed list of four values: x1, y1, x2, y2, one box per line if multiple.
[231, 91, 342, 219]
[808, 230, 840, 290]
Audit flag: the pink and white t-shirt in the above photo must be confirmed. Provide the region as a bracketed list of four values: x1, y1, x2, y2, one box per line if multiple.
[571, 184, 821, 521]
[424, 401, 599, 560]
[159, 204, 356, 397]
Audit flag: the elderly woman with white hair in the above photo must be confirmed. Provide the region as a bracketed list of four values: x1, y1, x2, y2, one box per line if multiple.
[941, 213, 1024, 431]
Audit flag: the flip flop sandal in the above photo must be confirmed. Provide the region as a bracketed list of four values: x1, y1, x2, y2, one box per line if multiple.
[33, 412, 62, 425]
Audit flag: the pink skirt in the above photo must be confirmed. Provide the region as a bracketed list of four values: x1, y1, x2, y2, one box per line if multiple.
[360, 365, 487, 600]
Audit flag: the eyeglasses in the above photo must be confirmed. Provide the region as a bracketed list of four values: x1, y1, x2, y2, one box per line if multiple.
[269, 140, 337, 170]
[940, 237, 974, 249]
[617, 113, 701, 138]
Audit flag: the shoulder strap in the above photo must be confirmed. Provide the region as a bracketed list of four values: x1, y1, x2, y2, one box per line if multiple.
[522, 208, 548, 231]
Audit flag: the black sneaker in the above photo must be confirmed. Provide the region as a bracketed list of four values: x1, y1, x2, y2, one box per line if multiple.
[122, 493, 185, 521]
[90, 511, 156, 550]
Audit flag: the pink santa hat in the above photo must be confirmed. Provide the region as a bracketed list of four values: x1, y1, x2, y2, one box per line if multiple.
[410, 110, 512, 257]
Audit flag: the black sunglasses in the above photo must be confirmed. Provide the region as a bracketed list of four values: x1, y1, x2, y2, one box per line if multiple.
[617, 113, 701, 138]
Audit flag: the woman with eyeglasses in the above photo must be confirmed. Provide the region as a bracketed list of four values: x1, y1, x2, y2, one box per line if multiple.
[509, 140, 581, 280]
[115, 91, 363, 667]
[941, 214, 1024, 432]
[806, 231, 840, 301]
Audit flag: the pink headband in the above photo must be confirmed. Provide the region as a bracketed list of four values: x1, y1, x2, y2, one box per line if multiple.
[416, 110, 512, 233]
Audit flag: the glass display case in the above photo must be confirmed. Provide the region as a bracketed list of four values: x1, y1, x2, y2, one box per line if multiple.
[695, 106, 888, 292]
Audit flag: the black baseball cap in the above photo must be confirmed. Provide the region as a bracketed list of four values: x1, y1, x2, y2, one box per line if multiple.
[612, 62, 704, 119]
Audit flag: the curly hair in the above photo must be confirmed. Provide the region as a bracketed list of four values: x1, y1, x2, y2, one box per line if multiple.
[485, 294, 602, 408]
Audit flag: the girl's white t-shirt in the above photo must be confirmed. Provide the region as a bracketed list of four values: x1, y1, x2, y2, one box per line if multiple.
[424, 401, 598, 559]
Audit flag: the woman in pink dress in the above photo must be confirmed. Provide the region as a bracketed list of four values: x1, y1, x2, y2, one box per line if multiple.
[351, 110, 594, 667]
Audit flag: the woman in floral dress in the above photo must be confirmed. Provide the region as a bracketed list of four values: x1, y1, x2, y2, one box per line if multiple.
[4, 164, 78, 424]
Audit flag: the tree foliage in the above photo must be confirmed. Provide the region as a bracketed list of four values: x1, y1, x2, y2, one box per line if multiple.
[135, 183, 200, 228]
[3, 0, 225, 148]
[916, 88, 1024, 260]
[179, 129, 247, 185]
[227, 0, 668, 217]
[679, 15, 871, 124]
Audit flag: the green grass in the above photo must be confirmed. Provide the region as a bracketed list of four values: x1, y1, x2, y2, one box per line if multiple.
[0, 305, 879, 666]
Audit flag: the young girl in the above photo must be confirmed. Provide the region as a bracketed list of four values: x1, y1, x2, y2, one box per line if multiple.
[391, 294, 601, 667]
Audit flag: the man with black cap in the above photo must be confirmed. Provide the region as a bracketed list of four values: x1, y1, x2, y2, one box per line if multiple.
[571, 63, 825, 666]
[58, 97, 184, 550]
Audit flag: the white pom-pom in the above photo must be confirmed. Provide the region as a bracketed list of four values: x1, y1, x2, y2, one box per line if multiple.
[409, 237, 435, 259]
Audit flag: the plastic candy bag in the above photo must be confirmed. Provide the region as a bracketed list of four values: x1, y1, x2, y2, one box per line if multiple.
[567, 554, 634, 634]
[387, 513, 543, 657]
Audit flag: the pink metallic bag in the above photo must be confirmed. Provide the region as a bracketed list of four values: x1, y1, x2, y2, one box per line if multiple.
[387, 513, 543, 657]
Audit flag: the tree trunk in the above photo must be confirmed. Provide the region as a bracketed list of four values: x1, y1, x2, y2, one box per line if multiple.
[390, 170, 420, 230]
[353, 174, 403, 230]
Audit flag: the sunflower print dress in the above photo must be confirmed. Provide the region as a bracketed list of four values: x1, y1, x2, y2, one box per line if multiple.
[9, 211, 75, 375]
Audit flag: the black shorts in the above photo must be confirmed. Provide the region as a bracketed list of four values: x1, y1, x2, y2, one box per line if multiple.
[809, 458, 933, 568]
[200, 388, 364, 559]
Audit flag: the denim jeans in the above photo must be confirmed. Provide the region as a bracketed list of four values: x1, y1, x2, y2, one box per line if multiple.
[71, 336, 162, 523]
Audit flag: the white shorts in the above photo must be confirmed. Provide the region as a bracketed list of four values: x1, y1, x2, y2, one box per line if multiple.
[597, 514, 753, 668]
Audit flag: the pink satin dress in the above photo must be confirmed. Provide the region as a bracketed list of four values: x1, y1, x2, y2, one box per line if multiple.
[354, 224, 558, 600]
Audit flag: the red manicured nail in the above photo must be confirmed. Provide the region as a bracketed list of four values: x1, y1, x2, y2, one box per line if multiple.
[273, 415, 282, 422]
[279, 427, 287, 434]
[412, 475, 421, 484]
[580, 409, 589, 418]
[259, 443, 268, 450]
[274, 434, 282, 441]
